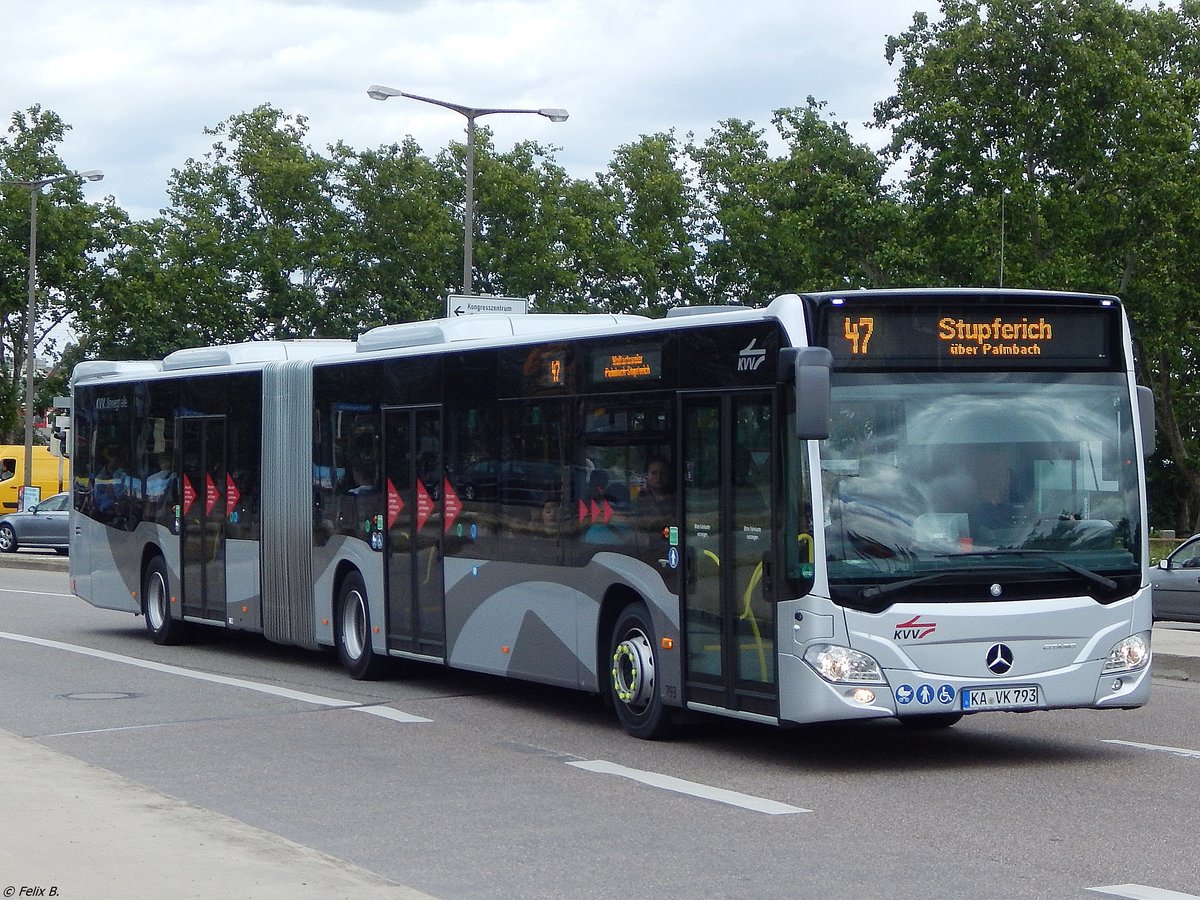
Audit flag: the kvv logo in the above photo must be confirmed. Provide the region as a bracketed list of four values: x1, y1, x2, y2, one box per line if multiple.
[893, 615, 937, 640]
[737, 339, 767, 372]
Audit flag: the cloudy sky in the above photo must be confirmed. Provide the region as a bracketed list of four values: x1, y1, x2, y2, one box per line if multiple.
[2, 0, 943, 222]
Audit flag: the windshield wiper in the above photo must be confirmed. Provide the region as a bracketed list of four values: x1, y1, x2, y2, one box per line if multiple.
[859, 551, 1120, 602]
[937, 550, 1118, 591]
[860, 572, 959, 600]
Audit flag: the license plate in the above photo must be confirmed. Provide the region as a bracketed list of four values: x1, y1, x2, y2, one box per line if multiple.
[961, 685, 1040, 710]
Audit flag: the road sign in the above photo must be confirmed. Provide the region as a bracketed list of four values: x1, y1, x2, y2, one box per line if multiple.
[446, 294, 528, 317]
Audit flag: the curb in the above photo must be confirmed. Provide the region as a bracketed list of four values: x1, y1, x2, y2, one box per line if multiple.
[1154, 653, 1199, 683]
[0, 553, 68, 573]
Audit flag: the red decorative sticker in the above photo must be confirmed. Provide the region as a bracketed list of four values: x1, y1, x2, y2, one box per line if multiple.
[182, 474, 196, 516]
[204, 473, 219, 516]
[443, 479, 462, 533]
[387, 478, 404, 530]
[416, 480, 434, 533]
[226, 473, 241, 515]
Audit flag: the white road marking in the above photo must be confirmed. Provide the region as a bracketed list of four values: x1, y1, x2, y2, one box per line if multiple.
[44, 722, 206, 738]
[0, 630, 431, 722]
[1090, 885, 1200, 899]
[568, 759, 809, 815]
[0, 587, 75, 598]
[1103, 739, 1200, 760]
[356, 706, 432, 723]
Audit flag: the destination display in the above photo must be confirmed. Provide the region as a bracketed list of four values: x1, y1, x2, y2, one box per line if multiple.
[590, 346, 663, 383]
[821, 302, 1119, 369]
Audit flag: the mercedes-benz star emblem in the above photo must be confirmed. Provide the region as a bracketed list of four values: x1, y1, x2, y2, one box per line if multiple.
[986, 643, 1014, 675]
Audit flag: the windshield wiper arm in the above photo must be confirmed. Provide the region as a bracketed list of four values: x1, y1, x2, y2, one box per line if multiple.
[860, 572, 958, 600]
[1049, 559, 1118, 591]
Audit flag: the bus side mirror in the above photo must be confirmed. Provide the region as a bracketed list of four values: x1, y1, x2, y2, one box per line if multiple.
[52, 397, 72, 459]
[780, 347, 832, 440]
[1136, 385, 1155, 458]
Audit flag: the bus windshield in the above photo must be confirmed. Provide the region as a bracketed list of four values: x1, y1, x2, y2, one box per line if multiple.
[820, 371, 1142, 607]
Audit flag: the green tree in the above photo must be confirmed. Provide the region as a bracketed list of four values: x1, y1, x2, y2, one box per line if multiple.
[550, 176, 632, 312]
[75, 214, 202, 359]
[330, 136, 459, 327]
[167, 104, 341, 340]
[472, 136, 584, 306]
[77, 104, 350, 362]
[595, 132, 702, 314]
[0, 105, 113, 442]
[692, 100, 912, 304]
[875, 0, 1200, 531]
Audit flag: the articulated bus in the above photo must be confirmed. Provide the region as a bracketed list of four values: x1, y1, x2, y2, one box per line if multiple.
[70, 289, 1155, 738]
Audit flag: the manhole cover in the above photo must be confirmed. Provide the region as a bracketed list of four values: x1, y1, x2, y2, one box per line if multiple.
[57, 691, 142, 701]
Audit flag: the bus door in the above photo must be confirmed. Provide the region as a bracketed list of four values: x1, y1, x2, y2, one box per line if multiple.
[382, 406, 446, 659]
[680, 392, 777, 717]
[179, 416, 227, 622]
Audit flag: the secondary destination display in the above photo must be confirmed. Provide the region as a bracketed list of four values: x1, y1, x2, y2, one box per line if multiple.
[590, 346, 663, 383]
[823, 302, 1117, 369]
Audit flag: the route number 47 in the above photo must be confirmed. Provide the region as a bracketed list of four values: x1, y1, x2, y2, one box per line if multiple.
[843, 317, 875, 355]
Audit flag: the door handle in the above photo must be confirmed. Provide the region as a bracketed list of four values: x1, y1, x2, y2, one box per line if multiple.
[760, 551, 774, 600]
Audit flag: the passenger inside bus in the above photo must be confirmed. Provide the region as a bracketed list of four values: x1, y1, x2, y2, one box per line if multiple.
[636, 456, 674, 520]
[341, 425, 379, 495]
[145, 453, 175, 521]
[539, 497, 563, 535]
[588, 468, 626, 506]
[965, 450, 1021, 546]
[93, 445, 132, 524]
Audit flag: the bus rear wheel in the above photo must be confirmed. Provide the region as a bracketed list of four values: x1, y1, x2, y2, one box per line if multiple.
[335, 571, 388, 680]
[143, 555, 188, 645]
[609, 603, 672, 740]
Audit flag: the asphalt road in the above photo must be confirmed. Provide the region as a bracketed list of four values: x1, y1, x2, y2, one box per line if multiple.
[2, 562, 1199, 899]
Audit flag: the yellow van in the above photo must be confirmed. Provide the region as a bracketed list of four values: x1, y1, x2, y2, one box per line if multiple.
[0, 445, 70, 511]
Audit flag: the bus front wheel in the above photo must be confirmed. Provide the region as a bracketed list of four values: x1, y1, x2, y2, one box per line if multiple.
[609, 603, 673, 740]
[143, 556, 188, 645]
[335, 571, 388, 680]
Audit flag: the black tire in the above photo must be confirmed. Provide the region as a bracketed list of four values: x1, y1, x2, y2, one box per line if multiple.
[143, 555, 188, 645]
[608, 602, 673, 740]
[899, 712, 963, 729]
[335, 571, 388, 680]
[0, 523, 17, 553]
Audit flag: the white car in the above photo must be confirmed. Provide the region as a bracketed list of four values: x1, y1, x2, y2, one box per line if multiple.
[0, 492, 70, 554]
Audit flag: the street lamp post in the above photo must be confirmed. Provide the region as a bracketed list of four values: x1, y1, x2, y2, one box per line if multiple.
[1, 169, 103, 490]
[367, 85, 567, 295]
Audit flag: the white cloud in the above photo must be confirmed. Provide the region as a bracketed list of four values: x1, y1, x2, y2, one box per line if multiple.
[0, 0, 940, 220]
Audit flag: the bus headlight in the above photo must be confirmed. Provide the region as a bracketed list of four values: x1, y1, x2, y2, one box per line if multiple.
[804, 644, 885, 684]
[1102, 632, 1150, 674]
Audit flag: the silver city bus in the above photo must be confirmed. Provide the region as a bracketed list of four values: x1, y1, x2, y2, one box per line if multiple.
[70, 289, 1154, 738]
